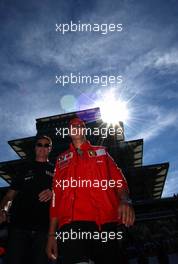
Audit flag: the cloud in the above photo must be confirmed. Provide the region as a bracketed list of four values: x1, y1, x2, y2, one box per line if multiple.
[154, 49, 178, 68]
[0, 0, 178, 194]
[124, 47, 178, 95]
[129, 105, 178, 142]
[162, 169, 178, 197]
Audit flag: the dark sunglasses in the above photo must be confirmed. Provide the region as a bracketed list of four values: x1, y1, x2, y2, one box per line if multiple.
[36, 143, 51, 148]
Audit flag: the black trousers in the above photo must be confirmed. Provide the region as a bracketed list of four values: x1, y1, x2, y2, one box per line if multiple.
[5, 227, 49, 264]
[57, 221, 122, 264]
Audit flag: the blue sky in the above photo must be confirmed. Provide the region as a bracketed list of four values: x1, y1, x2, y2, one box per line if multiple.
[0, 0, 178, 196]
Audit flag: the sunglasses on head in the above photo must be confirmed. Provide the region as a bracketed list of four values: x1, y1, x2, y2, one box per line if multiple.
[71, 124, 85, 128]
[36, 143, 51, 148]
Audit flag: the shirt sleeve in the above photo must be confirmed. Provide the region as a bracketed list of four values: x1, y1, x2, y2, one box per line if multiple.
[10, 161, 30, 191]
[106, 152, 129, 192]
[10, 173, 23, 191]
[50, 159, 61, 219]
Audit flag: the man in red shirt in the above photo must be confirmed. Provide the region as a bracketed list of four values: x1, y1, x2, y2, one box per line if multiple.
[47, 118, 135, 264]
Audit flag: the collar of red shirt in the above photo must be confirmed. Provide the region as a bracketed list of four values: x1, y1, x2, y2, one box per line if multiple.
[70, 140, 91, 152]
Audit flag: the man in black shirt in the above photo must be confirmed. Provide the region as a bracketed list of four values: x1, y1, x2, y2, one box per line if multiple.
[0, 135, 54, 264]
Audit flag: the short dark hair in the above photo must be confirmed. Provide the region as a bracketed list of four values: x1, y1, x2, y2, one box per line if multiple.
[36, 135, 52, 146]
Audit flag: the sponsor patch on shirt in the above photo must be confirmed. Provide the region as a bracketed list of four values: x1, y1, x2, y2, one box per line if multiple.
[96, 148, 106, 156]
[88, 148, 106, 157]
[59, 152, 73, 168]
[96, 160, 104, 163]
[24, 176, 33, 181]
[24, 170, 34, 181]
[88, 150, 97, 157]
[46, 170, 54, 177]
[59, 152, 73, 162]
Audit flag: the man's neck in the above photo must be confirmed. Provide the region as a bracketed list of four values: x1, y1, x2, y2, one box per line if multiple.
[35, 157, 48, 162]
[72, 138, 86, 149]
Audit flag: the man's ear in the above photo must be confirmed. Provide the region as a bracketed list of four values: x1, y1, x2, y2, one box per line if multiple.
[49, 146, 52, 153]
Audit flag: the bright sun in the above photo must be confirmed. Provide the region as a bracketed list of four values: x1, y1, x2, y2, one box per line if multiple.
[97, 90, 130, 125]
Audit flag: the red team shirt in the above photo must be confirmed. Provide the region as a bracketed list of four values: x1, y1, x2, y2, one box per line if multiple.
[50, 140, 129, 228]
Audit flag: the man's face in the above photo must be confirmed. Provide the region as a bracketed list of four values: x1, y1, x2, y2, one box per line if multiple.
[69, 124, 86, 141]
[35, 138, 51, 159]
